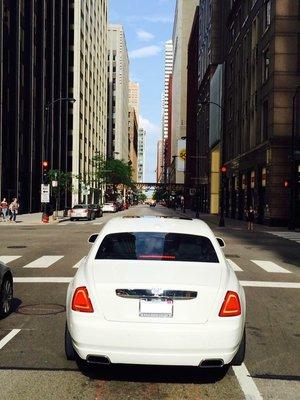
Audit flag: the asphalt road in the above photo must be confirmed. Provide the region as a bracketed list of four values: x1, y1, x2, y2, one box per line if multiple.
[0, 205, 299, 400]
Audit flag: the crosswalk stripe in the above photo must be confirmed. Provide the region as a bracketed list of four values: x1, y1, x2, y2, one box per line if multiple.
[0, 256, 22, 264]
[23, 255, 64, 269]
[73, 257, 86, 269]
[227, 259, 243, 272]
[251, 260, 291, 274]
[0, 329, 21, 350]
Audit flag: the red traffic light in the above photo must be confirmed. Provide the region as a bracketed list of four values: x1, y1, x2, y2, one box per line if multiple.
[220, 166, 227, 173]
[284, 180, 290, 188]
[42, 161, 49, 168]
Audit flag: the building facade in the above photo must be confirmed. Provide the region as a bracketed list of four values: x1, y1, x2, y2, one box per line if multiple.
[128, 107, 138, 182]
[128, 81, 140, 124]
[222, 0, 300, 226]
[162, 40, 173, 141]
[156, 140, 164, 183]
[70, 0, 108, 206]
[170, 0, 198, 184]
[137, 128, 146, 182]
[107, 25, 129, 161]
[0, 0, 71, 213]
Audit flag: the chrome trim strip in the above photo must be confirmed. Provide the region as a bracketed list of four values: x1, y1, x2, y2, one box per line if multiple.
[116, 289, 197, 300]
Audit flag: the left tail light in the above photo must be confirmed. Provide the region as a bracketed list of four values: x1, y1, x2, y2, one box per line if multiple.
[71, 286, 94, 313]
[219, 291, 241, 317]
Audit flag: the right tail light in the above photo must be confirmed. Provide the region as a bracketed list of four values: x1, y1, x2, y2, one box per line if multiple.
[219, 291, 241, 317]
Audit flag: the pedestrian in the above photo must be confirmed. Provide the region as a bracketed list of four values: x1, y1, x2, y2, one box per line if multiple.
[246, 205, 255, 230]
[9, 198, 19, 222]
[0, 198, 8, 222]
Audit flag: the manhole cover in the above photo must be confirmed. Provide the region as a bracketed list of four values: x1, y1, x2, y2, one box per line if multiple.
[17, 304, 66, 315]
[7, 245, 27, 249]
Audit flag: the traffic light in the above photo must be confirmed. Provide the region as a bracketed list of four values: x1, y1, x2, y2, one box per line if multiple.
[284, 179, 290, 188]
[220, 166, 227, 173]
[42, 161, 49, 184]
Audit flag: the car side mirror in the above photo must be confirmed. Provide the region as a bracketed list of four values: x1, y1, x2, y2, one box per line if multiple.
[216, 237, 226, 248]
[88, 234, 98, 244]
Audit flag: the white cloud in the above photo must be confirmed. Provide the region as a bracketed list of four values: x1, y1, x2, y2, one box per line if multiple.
[137, 29, 154, 41]
[129, 45, 161, 59]
[126, 15, 173, 24]
[140, 116, 161, 135]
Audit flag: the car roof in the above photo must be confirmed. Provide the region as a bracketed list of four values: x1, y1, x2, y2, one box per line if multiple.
[100, 216, 213, 237]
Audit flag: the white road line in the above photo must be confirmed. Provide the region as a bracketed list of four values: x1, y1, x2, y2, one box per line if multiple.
[93, 222, 103, 226]
[23, 255, 64, 269]
[227, 259, 243, 272]
[240, 281, 300, 288]
[233, 363, 263, 400]
[251, 260, 291, 274]
[14, 277, 72, 283]
[0, 256, 22, 264]
[73, 257, 86, 269]
[0, 329, 21, 350]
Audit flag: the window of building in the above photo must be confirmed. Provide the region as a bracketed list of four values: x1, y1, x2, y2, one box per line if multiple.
[261, 99, 268, 140]
[262, 47, 270, 82]
[263, 0, 271, 30]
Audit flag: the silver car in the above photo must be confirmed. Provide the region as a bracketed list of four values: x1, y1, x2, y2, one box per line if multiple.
[70, 204, 95, 221]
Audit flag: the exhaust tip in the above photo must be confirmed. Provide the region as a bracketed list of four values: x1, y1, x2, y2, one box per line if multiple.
[200, 359, 224, 368]
[86, 355, 111, 365]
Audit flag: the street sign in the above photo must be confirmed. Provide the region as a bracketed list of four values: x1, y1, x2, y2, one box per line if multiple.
[41, 184, 50, 203]
[82, 189, 90, 196]
[52, 180, 58, 187]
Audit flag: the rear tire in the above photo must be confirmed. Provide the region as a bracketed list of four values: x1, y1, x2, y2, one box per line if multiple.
[65, 323, 76, 361]
[0, 276, 13, 319]
[231, 329, 246, 366]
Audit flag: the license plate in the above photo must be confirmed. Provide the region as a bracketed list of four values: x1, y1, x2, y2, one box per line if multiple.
[139, 298, 173, 318]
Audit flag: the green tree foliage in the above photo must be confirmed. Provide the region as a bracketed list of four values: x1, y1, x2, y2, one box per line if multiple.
[138, 193, 147, 202]
[47, 170, 72, 214]
[93, 155, 134, 187]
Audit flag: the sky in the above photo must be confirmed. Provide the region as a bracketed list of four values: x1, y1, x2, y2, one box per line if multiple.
[109, 0, 176, 182]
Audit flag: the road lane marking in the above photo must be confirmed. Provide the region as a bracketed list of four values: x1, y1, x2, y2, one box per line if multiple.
[0, 256, 22, 264]
[14, 277, 72, 283]
[251, 260, 291, 274]
[227, 259, 243, 272]
[0, 329, 21, 350]
[233, 363, 263, 400]
[23, 255, 64, 269]
[73, 257, 86, 268]
[240, 281, 300, 288]
[93, 222, 103, 226]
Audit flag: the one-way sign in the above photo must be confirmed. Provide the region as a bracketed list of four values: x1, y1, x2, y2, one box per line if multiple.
[41, 184, 50, 203]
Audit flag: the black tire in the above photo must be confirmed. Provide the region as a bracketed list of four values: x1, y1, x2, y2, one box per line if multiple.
[70, 218, 74, 221]
[0, 276, 13, 319]
[231, 329, 246, 366]
[65, 323, 76, 361]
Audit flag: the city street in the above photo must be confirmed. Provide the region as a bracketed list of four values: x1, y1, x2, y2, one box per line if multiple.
[0, 205, 299, 400]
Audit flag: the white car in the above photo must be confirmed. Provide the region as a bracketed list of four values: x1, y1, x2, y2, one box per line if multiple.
[65, 216, 246, 369]
[101, 202, 116, 213]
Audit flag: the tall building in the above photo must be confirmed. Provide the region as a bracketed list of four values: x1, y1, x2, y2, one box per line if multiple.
[0, 0, 71, 213]
[221, 0, 300, 226]
[137, 128, 146, 182]
[70, 0, 108, 205]
[128, 106, 138, 182]
[156, 140, 164, 183]
[107, 25, 129, 161]
[129, 81, 140, 124]
[162, 40, 173, 141]
[170, 0, 198, 184]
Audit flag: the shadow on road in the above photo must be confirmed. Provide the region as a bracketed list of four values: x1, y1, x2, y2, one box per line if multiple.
[78, 360, 230, 384]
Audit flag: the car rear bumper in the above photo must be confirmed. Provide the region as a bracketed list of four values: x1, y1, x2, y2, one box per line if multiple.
[69, 314, 244, 366]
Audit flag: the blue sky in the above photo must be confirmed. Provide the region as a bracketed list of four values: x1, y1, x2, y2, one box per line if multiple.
[109, 0, 176, 182]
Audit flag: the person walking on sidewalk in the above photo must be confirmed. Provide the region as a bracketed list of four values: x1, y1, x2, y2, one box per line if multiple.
[1, 198, 8, 221]
[9, 198, 19, 222]
[245, 205, 255, 231]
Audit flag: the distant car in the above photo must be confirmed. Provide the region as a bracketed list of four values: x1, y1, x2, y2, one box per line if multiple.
[90, 204, 103, 218]
[124, 203, 129, 210]
[102, 202, 117, 213]
[70, 205, 95, 221]
[65, 216, 246, 370]
[149, 201, 156, 207]
[0, 262, 13, 319]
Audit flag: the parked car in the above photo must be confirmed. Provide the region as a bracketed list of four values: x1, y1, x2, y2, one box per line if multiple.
[149, 201, 156, 207]
[102, 202, 117, 213]
[90, 204, 103, 218]
[0, 262, 13, 319]
[65, 216, 246, 370]
[70, 204, 95, 221]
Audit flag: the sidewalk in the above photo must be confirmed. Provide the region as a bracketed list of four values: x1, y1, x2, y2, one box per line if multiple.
[0, 211, 69, 225]
[175, 208, 300, 233]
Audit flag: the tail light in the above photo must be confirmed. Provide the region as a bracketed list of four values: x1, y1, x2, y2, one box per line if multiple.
[72, 287, 94, 313]
[219, 291, 241, 317]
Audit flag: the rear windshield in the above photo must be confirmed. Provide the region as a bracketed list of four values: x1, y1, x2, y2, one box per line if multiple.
[95, 232, 219, 263]
[73, 205, 86, 209]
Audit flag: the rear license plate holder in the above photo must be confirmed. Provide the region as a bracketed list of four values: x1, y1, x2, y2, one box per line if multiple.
[139, 298, 173, 318]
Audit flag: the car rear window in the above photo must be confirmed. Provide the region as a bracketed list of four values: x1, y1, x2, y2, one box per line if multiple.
[73, 205, 85, 209]
[95, 232, 219, 263]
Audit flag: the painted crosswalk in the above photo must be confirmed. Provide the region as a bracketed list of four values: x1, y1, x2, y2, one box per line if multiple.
[251, 260, 291, 273]
[227, 259, 243, 272]
[0, 255, 22, 264]
[266, 231, 300, 244]
[73, 257, 86, 269]
[23, 255, 64, 269]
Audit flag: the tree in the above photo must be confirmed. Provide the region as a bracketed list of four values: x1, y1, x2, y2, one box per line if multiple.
[47, 170, 72, 216]
[138, 193, 147, 203]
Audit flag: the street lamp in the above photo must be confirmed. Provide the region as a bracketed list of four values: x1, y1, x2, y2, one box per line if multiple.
[43, 97, 76, 216]
[289, 86, 300, 230]
[199, 101, 225, 227]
